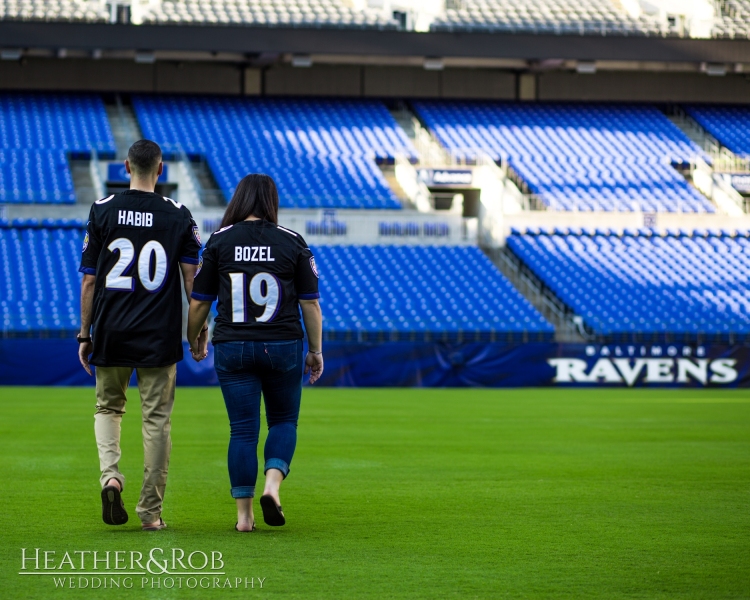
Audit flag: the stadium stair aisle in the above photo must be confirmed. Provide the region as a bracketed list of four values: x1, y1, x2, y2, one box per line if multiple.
[312, 244, 554, 342]
[0, 94, 115, 204]
[507, 227, 750, 343]
[132, 96, 416, 209]
[412, 101, 714, 213]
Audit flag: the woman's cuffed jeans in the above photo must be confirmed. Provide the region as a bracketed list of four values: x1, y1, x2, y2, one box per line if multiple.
[214, 339, 303, 499]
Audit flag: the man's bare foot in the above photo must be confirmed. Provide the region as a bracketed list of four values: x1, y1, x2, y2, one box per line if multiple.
[142, 518, 167, 531]
[106, 478, 121, 492]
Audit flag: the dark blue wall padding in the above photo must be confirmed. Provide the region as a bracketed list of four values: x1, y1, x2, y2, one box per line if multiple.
[317, 341, 557, 387]
[1, 339, 749, 388]
[0, 339, 219, 387]
[0, 339, 553, 387]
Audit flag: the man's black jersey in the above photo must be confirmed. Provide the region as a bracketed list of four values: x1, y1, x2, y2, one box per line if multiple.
[192, 220, 319, 342]
[79, 190, 201, 367]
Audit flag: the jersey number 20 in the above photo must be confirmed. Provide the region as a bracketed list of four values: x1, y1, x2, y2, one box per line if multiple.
[229, 272, 280, 323]
[106, 238, 167, 292]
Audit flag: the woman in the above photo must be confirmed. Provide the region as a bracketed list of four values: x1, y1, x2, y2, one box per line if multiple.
[187, 174, 323, 532]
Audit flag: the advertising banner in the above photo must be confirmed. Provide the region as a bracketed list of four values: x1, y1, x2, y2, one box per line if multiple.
[417, 168, 474, 187]
[317, 341, 748, 388]
[729, 174, 750, 194]
[0, 339, 748, 387]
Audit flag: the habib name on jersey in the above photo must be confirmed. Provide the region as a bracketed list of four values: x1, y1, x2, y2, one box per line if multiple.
[118, 210, 153, 227]
[235, 246, 276, 262]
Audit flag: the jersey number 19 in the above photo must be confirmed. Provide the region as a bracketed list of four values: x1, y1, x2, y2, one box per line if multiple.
[229, 272, 280, 323]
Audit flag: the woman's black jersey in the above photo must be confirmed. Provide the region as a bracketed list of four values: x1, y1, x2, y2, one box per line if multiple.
[192, 220, 319, 342]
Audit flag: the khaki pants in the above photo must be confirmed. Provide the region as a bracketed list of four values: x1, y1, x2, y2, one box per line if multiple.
[94, 364, 176, 524]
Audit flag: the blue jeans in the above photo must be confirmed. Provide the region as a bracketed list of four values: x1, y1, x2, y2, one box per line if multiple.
[214, 339, 303, 499]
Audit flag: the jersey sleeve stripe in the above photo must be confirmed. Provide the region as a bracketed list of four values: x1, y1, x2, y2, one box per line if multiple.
[191, 291, 217, 302]
[298, 292, 320, 300]
[79, 266, 96, 275]
[179, 256, 200, 265]
[277, 226, 298, 237]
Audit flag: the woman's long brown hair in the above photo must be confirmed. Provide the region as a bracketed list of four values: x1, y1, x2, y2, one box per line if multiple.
[220, 173, 279, 228]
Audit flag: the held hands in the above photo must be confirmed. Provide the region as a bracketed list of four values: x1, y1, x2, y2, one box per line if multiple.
[305, 351, 324, 385]
[190, 326, 209, 362]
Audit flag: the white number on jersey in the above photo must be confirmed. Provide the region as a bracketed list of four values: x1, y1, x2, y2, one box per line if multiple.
[105, 238, 136, 291]
[105, 238, 168, 292]
[229, 272, 280, 323]
[138, 241, 168, 292]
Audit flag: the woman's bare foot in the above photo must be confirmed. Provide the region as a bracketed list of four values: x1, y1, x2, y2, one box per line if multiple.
[262, 469, 284, 506]
[260, 469, 286, 526]
[236, 519, 255, 532]
[236, 498, 255, 532]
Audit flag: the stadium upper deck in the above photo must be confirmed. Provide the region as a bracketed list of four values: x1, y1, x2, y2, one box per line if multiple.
[0, 0, 747, 39]
[0, 0, 108, 22]
[143, 0, 399, 29]
[431, 0, 668, 36]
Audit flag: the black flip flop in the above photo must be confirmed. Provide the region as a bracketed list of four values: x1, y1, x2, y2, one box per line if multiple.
[235, 522, 256, 533]
[101, 485, 128, 526]
[259, 495, 285, 527]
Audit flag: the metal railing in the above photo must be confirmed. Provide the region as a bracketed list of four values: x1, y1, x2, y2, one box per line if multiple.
[394, 154, 432, 212]
[488, 244, 748, 346]
[191, 154, 227, 206]
[173, 147, 226, 207]
[89, 148, 105, 200]
[486, 245, 587, 342]
[667, 106, 750, 173]
[410, 118, 479, 167]
[501, 154, 747, 214]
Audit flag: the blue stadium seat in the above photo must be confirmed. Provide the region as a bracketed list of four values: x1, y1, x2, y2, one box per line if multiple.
[0, 94, 115, 205]
[412, 101, 714, 213]
[507, 228, 750, 342]
[132, 96, 416, 209]
[311, 245, 554, 342]
[684, 105, 750, 158]
[2, 226, 553, 339]
[0, 224, 86, 332]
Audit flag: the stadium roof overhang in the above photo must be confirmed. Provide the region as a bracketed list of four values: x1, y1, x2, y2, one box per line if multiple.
[1, 21, 749, 66]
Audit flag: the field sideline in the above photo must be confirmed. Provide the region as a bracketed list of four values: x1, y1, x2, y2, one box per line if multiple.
[0, 387, 748, 599]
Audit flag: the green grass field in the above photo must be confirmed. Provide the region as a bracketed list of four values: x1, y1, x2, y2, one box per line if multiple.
[0, 387, 748, 599]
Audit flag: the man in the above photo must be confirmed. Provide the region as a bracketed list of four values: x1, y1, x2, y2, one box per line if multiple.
[78, 139, 207, 531]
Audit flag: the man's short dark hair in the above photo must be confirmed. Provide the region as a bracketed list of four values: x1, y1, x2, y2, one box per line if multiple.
[127, 139, 162, 176]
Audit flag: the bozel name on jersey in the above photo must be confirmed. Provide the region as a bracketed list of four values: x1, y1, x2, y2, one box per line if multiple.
[234, 246, 276, 262]
[118, 210, 154, 227]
